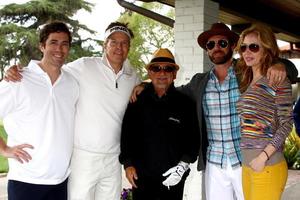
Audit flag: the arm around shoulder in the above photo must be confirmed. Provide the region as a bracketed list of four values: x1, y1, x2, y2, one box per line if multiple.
[279, 58, 298, 82]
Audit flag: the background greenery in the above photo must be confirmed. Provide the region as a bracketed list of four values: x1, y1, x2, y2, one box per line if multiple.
[284, 127, 300, 169]
[0, 0, 103, 80]
[0, 0, 174, 81]
[0, 120, 8, 173]
[118, 2, 174, 79]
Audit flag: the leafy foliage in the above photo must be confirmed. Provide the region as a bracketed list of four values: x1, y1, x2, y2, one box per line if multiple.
[118, 2, 175, 79]
[0, 0, 102, 80]
[0, 121, 8, 173]
[284, 127, 300, 169]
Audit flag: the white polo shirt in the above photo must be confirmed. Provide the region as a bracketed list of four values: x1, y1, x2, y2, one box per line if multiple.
[65, 56, 140, 154]
[0, 60, 79, 185]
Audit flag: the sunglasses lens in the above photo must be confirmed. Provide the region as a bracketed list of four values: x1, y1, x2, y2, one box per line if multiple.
[164, 66, 176, 72]
[249, 44, 259, 52]
[149, 65, 176, 73]
[206, 41, 215, 50]
[240, 44, 260, 53]
[149, 65, 161, 72]
[240, 44, 247, 52]
[218, 40, 228, 48]
[206, 40, 228, 50]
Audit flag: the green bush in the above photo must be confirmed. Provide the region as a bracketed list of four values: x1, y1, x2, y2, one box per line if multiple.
[284, 127, 300, 170]
[0, 121, 8, 173]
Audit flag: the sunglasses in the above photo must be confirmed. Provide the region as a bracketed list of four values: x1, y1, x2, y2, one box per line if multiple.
[240, 43, 260, 53]
[149, 65, 177, 73]
[206, 39, 229, 50]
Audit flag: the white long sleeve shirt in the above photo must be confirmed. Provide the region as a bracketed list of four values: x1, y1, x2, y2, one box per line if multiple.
[65, 56, 140, 154]
[0, 60, 79, 184]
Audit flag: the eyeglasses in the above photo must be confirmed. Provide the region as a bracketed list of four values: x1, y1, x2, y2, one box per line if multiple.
[206, 39, 229, 50]
[240, 43, 260, 53]
[149, 65, 177, 73]
[108, 39, 130, 48]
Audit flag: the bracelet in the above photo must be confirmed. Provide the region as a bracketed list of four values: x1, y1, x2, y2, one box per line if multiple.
[262, 150, 270, 160]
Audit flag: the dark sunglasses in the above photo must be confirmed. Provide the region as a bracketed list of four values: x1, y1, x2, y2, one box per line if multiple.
[240, 43, 260, 53]
[206, 39, 229, 50]
[149, 65, 177, 73]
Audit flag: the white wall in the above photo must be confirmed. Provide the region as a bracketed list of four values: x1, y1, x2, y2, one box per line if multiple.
[174, 0, 219, 86]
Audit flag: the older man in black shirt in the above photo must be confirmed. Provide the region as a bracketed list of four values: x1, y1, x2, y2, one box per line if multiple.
[119, 48, 200, 200]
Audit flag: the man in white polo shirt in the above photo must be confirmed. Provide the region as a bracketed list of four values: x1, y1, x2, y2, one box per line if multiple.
[4, 21, 140, 200]
[65, 22, 140, 200]
[0, 21, 79, 200]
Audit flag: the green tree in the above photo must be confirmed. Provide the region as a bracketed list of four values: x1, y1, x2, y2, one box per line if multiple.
[118, 2, 175, 79]
[0, 0, 102, 80]
[0, 120, 8, 173]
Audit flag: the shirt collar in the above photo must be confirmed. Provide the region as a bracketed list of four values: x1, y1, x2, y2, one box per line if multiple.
[27, 60, 46, 74]
[148, 83, 176, 101]
[27, 60, 64, 77]
[102, 54, 134, 76]
[209, 65, 235, 80]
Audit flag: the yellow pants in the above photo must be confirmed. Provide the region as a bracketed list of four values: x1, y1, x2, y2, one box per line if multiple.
[242, 160, 288, 200]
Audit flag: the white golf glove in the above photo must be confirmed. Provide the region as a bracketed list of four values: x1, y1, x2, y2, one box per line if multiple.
[162, 161, 189, 187]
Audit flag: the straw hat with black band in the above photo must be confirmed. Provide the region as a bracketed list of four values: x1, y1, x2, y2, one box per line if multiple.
[146, 48, 179, 70]
[197, 22, 239, 50]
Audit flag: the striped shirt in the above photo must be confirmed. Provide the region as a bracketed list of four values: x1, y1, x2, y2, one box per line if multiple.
[203, 66, 242, 169]
[237, 76, 293, 151]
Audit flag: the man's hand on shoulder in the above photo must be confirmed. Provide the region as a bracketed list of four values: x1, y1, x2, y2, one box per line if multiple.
[4, 65, 23, 82]
[267, 62, 286, 85]
[130, 83, 146, 103]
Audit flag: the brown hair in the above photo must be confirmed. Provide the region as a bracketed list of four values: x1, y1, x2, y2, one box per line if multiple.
[39, 21, 72, 46]
[235, 23, 280, 93]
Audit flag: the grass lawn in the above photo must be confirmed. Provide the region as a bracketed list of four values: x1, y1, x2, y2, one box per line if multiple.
[0, 120, 8, 173]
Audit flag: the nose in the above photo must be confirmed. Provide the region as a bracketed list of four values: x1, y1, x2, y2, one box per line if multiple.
[58, 45, 64, 51]
[116, 42, 121, 48]
[157, 70, 167, 75]
[214, 43, 222, 49]
[115, 41, 123, 49]
[53, 44, 64, 51]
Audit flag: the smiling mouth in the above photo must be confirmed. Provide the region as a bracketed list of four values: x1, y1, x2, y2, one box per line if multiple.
[245, 57, 254, 62]
[53, 54, 64, 58]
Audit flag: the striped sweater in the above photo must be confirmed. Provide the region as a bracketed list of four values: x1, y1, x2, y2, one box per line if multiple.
[237, 76, 293, 151]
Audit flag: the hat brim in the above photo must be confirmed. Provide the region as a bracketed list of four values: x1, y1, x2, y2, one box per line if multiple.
[146, 62, 179, 70]
[197, 30, 239, 49]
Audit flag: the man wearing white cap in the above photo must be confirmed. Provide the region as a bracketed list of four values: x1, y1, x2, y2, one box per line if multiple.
[65, 22, 140, 200]
[4, 21, 140, 200]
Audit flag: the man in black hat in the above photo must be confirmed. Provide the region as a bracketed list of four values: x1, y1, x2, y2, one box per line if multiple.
[178, 22, 297, 200]
[119, 48, 200, 200]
